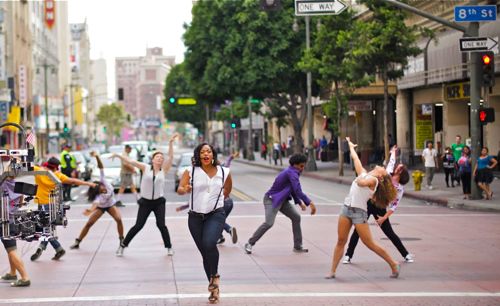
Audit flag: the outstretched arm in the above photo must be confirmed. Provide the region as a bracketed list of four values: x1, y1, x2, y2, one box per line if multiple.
[111, 153, 146, 172]
[162, 133, 179, 174]
[346, 137, 365, 176]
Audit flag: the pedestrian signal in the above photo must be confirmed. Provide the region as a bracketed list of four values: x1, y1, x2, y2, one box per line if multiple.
[479, 107, 495, 124]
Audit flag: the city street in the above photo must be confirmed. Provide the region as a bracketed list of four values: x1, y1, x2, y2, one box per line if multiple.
[1, 161, 500, 305]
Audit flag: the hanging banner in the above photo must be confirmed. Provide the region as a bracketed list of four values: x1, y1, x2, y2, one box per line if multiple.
[44, 0, 56, 30]
[18, 65, 27, 108]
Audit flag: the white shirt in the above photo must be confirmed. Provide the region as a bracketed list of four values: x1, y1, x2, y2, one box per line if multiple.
[422, 148, 437, 167]
[344, 172, 378, 211]
[94, 169, 116, 208]
[189, 165, 229, 214]
[140, 166, 165, 200]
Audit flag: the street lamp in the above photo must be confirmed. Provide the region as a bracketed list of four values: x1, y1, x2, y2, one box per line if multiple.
[294, 17, 317, 171]
[37, 61, 56, 155]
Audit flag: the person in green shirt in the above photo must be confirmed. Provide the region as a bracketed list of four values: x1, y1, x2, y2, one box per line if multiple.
[451, 135, 465, 186]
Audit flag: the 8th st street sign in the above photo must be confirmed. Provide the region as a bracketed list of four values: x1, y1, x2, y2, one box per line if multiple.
[295, 0, 347, 16]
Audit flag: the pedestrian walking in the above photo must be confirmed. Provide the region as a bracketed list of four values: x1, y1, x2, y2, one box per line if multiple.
[458, 146, 472, 200]
[244, 153, 317, 255]
[326, 137, 400, 279]
[442, 147, 456, 187]
[176, 143, 233, 304]
[451, 135, 465, 186]
[343, 145, 414, 264]
[70, 152, 124, 250]
[115, 145, 138, 207]
[1, 177, 31, 287]
[422, 141, 438, 189]
[115, 133, 178, 257]
[30, 157, 96, 261]
[60, 144, 77, 201]
[474, 147, 497, 200]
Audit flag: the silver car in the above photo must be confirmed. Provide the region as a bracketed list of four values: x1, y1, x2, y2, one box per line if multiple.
[90, 153, 141, 191]
[174, 152, 194, 191]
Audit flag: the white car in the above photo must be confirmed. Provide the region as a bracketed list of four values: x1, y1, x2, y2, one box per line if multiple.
[90, 153, 141, 191]
[174, 152, 194, 191]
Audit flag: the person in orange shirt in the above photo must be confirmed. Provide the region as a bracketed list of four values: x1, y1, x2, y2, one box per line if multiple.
[30, 157, 95, 261]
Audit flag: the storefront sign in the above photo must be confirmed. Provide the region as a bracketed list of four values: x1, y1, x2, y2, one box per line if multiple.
[44, 0, 55, 30]
[0, 101, 8, 121]
[445, 82, 470, 101]
[415, 106, 433, 150]
[348, 100, 372, 111]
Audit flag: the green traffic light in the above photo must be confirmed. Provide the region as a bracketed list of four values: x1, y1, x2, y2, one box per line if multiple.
[231, 123, 236, 129]
[169, 97, 176, 104]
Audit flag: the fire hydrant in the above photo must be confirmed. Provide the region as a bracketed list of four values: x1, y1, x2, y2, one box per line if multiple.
[412, 170, 425, 191]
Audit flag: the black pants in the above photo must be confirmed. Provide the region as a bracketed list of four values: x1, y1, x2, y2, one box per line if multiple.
[188, 208, 225, 280]
[444, 167, 455, 187]
[345, 201, 408, 259]
[461, 172, 472, 195]
[61, 169, 72, 200]
[122, 197, 172, 248]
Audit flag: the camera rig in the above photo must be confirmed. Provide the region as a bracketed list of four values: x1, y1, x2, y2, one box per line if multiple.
[0, 122, 68, 242]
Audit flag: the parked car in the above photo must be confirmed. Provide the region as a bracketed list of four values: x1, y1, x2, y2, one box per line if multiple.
[90, 153, 141, 191]
[174, 152, 194, 191]
[72, 151, 92, 181]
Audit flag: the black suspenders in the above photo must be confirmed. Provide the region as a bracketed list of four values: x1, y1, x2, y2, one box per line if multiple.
[190, 166, 225, 212]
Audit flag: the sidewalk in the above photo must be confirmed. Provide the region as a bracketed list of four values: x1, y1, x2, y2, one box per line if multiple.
[234, 154, 500, 211]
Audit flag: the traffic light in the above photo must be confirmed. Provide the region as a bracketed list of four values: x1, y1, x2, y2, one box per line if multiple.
[118, 88, 124, 100]
[480, 51, 495, 87]
[230, 118, 241, 129]
[63, 123, 69, 133]
[260, 0, 281, 11]
[168, 96, 177, 104]
[479, 107, 495, 124]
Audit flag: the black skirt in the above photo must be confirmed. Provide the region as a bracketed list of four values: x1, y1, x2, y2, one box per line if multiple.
[475, 168, 494, 184]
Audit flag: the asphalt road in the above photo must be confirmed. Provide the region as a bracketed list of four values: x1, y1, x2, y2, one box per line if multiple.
[1, 161, 500, 305]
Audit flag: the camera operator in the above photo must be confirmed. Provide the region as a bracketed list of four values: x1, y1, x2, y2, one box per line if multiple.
[0, 176, 31, 287]
[30, 157, 95, 261]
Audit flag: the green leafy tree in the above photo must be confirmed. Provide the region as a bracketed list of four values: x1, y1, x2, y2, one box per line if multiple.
[96, 103, 127, 146]
[359, 0, 421, 162]
[300, 10, 371, 175]
[163, 63, 205, 131]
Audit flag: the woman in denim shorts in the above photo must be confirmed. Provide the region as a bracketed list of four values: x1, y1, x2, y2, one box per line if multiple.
[326, 137, 401, 279]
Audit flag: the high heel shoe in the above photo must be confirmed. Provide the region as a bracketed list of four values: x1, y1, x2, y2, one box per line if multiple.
[208, 274, 220, 304]
[390, 264, 401, 278]
[208, 288, 220, 304]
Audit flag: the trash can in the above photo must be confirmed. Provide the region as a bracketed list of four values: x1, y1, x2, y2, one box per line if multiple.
[412, 170, 425, 191]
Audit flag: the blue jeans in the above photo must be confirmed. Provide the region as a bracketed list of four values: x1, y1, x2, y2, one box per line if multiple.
[188, 208, 225, 280]
[37, 204, 63, 251]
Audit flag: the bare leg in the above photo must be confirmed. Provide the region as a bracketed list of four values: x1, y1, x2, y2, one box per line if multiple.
[7, 250, 29, 280]
[107, 206, 124, 238]
[328, 216, 352, 277]
[355, 223, 399, 273]
[78, 209, 104, 241]
[477, 183, 488, 198]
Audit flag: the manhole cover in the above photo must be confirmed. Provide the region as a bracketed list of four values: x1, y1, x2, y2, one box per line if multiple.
[381, 237, 421, 241]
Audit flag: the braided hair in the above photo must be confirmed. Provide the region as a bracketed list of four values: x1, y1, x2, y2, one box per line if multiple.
[192, 143, 219, 167]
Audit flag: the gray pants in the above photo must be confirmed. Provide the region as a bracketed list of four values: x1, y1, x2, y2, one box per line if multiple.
[248, 195, 302, 249]
[425, 167, 435, 186]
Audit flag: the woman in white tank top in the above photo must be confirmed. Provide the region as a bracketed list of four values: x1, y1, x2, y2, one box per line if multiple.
[113, 133, 178, 257]
[177, 143, 232, 304]
[326, 137, 401, 280]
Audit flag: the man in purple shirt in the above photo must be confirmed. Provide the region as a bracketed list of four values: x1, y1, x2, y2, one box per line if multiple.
[245, 154, 317, 254]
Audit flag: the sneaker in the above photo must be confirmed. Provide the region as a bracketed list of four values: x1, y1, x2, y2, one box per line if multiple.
[428, 185, 433, 190]
[244, 242, 253, 254]
[1, 273, 17, 281]
[116, 245, 124, 257]
[217, 236, 225, 244]
[10, 279, 31, 287]
[230, 227, 238, 244]
[342, 255, 351, 264]
[293, 246, 309, 253]
[115, 201, 125, 207]
[70, 239, 81, 249]
[404, 253, 415, 263]
[167, 248, 175, 256]
[52, 249, 66, 260]
[30, 248, 43, 261]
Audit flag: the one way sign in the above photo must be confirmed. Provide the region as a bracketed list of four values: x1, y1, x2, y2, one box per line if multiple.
[459, 37, 498, 52]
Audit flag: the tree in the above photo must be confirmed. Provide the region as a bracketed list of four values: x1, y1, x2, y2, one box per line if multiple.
[300, 10, 371, 175]
[96, 103, 127, 146]
[359, 0, 421, 162]
[163, 63, 205, 131]
[183, 0, 317, 154]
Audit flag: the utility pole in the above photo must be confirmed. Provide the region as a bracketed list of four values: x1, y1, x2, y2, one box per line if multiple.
[305, 15, 317, 171]
[247, 97, 255, 160]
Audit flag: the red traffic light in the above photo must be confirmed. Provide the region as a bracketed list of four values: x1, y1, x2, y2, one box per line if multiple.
[482, 54, 492, 65]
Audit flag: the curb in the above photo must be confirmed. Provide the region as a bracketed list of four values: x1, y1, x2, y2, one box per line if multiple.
[235, 159, 455, 208]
